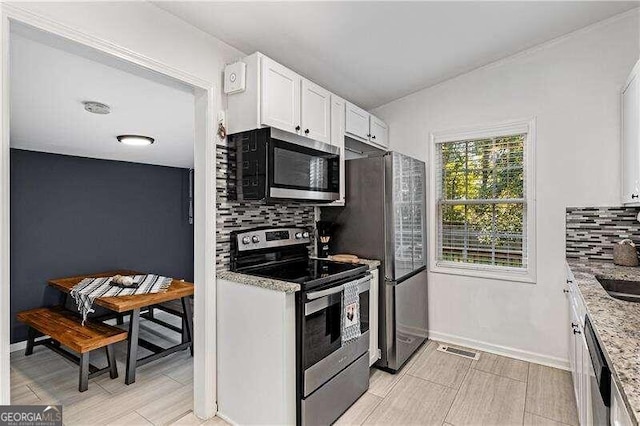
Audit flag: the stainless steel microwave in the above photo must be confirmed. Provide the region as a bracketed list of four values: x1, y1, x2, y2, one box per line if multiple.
[228, 127, 340, 203]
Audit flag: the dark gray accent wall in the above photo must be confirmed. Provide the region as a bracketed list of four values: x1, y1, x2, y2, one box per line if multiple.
[566, 206, 640, 261]
[10, 149, 194, 343]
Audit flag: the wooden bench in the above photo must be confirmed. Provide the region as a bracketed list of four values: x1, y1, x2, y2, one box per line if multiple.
[17, 306, 128, 392]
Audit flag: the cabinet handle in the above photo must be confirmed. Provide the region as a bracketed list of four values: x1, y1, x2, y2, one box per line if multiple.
[571, 322, 579, 328]
[304, 129, 310, 134]
[372, 135, 376, 139]
[633, 194, 639, 199]
[563, 289, 569, 293]
[573, 329, 581, 334]
[295, 125, 301, 131]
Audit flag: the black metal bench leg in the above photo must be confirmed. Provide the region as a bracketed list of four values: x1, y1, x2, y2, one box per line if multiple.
[25, 327, 36, 356]
[181, 297, 193, 357]
[79, 352, 89, 392]
[106, 344, 118, 379]
[116, 314, 124, 325]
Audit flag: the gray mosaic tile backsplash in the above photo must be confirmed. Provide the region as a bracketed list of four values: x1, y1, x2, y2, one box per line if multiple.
[216, 142, 315, 271]
[566, 206, 640, 261]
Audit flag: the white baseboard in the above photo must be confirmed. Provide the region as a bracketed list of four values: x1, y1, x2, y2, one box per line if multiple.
[215, 411, 238, 426]
[428, 330, 570, 371]
[10, 340, 27, 353]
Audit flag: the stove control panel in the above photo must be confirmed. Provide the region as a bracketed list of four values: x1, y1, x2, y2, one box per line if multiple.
[233, 227, 311, 252]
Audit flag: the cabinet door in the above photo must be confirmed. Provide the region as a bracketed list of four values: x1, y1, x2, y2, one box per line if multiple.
[569, 304, 582, 420]
[623, 67, 640, 205]
[301, 79, 331, 144]
[369, 115, 389, 148]
[330, 95, 346, 204]
[345, 102, 370, 141]
[369, 268, 380, 366]
[260, 57, 301, 134]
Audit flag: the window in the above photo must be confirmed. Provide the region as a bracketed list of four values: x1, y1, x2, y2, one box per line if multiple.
[431, 120, 535, 281]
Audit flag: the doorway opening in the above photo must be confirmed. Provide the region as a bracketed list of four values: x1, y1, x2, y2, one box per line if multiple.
[1, 17, 217, 422]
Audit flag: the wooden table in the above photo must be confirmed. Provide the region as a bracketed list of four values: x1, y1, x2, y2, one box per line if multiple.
[48, 270, 194, 385]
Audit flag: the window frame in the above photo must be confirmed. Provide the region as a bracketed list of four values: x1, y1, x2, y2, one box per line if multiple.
[428, 118, 537, 284]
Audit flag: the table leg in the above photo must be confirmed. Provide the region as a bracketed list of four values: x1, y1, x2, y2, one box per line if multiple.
[181, 297, 193, 357]
[106, 344, 118, 379]
[125, 308, 140, 385]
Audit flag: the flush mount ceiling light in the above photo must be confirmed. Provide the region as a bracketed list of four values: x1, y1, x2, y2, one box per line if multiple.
[116, 135, 155, 146]
[83, 101, 111, 115]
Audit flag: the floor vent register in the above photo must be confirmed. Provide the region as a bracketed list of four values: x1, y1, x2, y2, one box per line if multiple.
[436, 344, 480, 360]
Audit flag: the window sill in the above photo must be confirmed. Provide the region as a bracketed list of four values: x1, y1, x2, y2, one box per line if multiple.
[431, 261, 536, 284]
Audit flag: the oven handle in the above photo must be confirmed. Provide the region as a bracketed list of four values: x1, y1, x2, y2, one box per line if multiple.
[306, 274, 371, 301]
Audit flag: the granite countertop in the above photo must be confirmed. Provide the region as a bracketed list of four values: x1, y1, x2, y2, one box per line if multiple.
[358, 258, 381, 270]
[566, 259, 640, 424]
[216, 271, 301, 293]
[216, 258, 381, 294]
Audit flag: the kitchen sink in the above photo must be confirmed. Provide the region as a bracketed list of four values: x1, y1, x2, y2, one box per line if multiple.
[596, 276, 640, 302]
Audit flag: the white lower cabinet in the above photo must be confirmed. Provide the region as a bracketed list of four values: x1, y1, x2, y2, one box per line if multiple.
[566, 266, 590, 425]
[369, 267, 380, 366]
[566, 264, 634, 426]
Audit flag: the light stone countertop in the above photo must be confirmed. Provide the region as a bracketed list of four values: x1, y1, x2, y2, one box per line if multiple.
[358, 258, 381, 270]
[216, 258, 381, 294]
[566, 259, 640, 425]
[216, 270, 300, 293]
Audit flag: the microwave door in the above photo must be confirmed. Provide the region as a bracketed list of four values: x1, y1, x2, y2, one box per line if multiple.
[268, 138, 340, 202]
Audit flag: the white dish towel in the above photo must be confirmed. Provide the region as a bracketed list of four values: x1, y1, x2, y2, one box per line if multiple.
[341, 279, 361, 344]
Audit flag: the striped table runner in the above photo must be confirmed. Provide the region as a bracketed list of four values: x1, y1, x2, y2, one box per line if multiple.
[70, 275, 173, 325]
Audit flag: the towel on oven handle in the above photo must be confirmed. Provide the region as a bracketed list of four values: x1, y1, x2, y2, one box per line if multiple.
[341, 277, 362, 344]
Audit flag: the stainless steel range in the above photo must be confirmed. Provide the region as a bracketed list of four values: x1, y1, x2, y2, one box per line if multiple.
[231, 227, 371, 426]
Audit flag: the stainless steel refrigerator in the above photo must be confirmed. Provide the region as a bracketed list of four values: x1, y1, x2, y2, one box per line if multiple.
[324, 151, 428, 372]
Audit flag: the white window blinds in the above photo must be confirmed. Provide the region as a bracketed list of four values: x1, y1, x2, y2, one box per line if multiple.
[435, 134, 527, 269]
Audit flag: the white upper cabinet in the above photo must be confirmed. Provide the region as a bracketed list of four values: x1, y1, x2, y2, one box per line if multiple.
[227, 52, 390, 154]
[330, 95, 346, 205]
[345, 102, 371, 142]
[345, 102, 389, 150]
[260, 56, 301, 134]
[369, 114, 389, 148]
[622, 59, 640, 205]
[301, 79, 331, 144]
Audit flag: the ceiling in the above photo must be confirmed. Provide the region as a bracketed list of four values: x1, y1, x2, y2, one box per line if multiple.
[10, 24, 195, 169]
[155, 1, 639, 109]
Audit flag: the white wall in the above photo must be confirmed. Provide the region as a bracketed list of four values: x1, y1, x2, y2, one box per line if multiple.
[372, 10, 640, 367]
[8, 2, 244, 113]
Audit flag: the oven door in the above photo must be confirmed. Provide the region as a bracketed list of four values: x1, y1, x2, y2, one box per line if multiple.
[300, 274, 370, 397]
[268, 137, 340, 202]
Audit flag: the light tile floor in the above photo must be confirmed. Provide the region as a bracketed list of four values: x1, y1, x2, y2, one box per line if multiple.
[10, 314, 222, 425]
[337, 340, 579, 426]
[12, 331, 577, 426]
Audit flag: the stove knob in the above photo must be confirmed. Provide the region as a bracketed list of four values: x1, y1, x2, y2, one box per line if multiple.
[252, 235, 260, 243]
[302, 232, 310, 239]
[242, 236, 251, 245]
[295, 232, 303, 239]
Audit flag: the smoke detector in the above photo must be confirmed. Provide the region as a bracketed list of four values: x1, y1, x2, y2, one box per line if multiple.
[83, 101, 111, 115]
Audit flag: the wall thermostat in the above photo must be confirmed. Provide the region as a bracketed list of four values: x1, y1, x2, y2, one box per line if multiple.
[224, 61, 246, 94]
